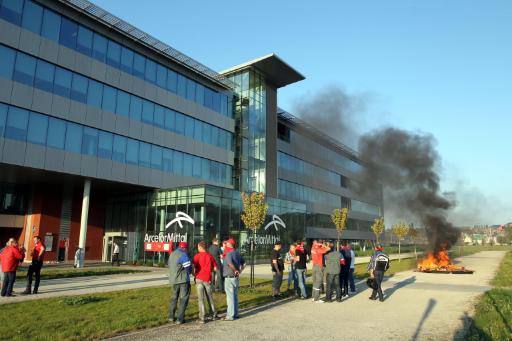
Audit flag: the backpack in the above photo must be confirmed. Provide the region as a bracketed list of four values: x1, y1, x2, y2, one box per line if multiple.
[375, 253, 390, 272]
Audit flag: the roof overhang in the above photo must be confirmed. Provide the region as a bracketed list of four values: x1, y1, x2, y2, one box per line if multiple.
[220, 54, 305, 88]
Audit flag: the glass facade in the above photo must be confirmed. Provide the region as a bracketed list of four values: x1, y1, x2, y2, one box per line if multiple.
[0, 0, 232, 117]
[0, 44, 233, 151]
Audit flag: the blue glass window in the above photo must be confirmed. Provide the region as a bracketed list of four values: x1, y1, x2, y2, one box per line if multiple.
[144, 59, 156, 83]
[201, 159, 209, 181]
[21, 0, 43, 34]
[34, 60, 55, 92]
[71, 74, 88, 103]
[166, 69, 177, 93]
[0, 0, 24, 25]
[86, 80, 103, 108]
[162, 149, 173, 172]
[220, 95, 228, 116]
[177, 74, 187, 98]
[202, 123, 211, 145]
[139, 142, 150, 168]
[212, 93, 221, 112]
[211, 126, 219, 147]
[112, 135, 126, 162]
[125, 138, 139, 165]
[164, 109, 175, 131]
[82, 126, 98, 156]
[141, 100, 154, 124]
[133, 53, 145, 78]
[129, 96, 142, 121]
[92, 33, 107, 62]
[156, 64, 167, 88]
[153, 105, 164, 128]
[13, 52, 36, 86]
[193, 120, 202, 141]
[64, 122, 82, 153]
[173, 151, 183, 175]
[97, 131, 113, 159]
[106, 40, 121, 68]
[183, 154, 193, 176]
[0, 45, 16, 79]
[192, 157, 201, 178]
[101, 86, 117, 113]
[150, 145, 162, 170]
[0, 103, 7, 137]
[115, 91, 130, 117]
[41, 9, 60, 42]
[76, 26, 93, 56]
[47, 117, 65, 149]
[186, 78, 195, 101]
[219, 130, 227, 150]
[27, 112, 48, 145]
[54, 67, 72, 98]
[5, 107, 29, 141]
[195, 83, 204, 105]
[184, 116, 194, 138]
[174, 112, 184, 135]
[204, 88, 213, 109]
[59, 17, 78, 49]
[120, 47, 133, 74]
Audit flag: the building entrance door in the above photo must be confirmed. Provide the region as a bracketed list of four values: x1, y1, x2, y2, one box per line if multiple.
[102, 233, 128, 264]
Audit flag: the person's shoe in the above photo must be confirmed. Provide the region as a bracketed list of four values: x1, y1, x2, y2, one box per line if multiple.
[175, 320, 184, 325]
[272, 295, 280, 300]
[211, 315, 218, 321]
[369, 296, 377, 300]
[7, 294, 16, 297]
[336, 299, 342, 303]
[315, 299, 325, 303]
[342, 294, 349, 299]
[32, 291, 38, 294]
[198, 319, 206, 324]
[168, 318, 175, 323]
[379, 298, 385, 302]
[324, 300, 332, 303]
[21, 290, 31, 295]
[222, 317, 235, 321]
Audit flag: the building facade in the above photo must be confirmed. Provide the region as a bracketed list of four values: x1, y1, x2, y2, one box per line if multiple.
[0, 0, 382, 263]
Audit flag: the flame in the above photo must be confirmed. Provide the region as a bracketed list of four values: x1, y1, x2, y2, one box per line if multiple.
[417, 249, 464, 272]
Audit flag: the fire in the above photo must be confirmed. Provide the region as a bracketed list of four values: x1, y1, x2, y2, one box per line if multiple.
[417, 249, 464, 272]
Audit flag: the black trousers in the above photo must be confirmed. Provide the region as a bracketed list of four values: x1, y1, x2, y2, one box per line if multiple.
[212, 265, 223, 291]
[26, 260, 43, 293]
[168, 283, 190, 322]
[111, 253, 120, 266]
[326, 273, 341, 301]
[340, 266, 350, 295]
[1, 271, 16, 296]
[370, 270, 384, 300]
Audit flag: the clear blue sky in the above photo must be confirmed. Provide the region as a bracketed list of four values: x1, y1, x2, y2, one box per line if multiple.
[93, 0, 511, 225]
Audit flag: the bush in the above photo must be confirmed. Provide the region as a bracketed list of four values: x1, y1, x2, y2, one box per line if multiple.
[157, 261, 166, 268]
[144, 260, 154, 267]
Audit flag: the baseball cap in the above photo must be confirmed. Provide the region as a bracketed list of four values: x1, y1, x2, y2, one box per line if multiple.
[226, 238, 236, 246]
[178, 241, 188, 249]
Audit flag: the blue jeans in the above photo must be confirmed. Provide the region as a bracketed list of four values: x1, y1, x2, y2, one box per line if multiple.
[349, 268, 355, 291]
[296, 269, 307, 298]
[224, 277, 240, 319]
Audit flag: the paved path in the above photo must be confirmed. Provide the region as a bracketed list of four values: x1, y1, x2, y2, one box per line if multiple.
[110, 251, 506, 341]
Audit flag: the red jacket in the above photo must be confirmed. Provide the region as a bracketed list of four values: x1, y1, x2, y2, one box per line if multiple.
[311, 244, 330, 266]
[0, 245, 24, 272]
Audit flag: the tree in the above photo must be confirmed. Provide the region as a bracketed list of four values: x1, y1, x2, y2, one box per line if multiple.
[392, 221, 410, 262]
[371, 217, 385, 244]
[408, 226, 418, 259]
[331, 208, 349, 249]
[241, 192, 268, 287]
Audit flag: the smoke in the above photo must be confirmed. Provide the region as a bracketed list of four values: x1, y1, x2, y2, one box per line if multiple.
[358, 128, 460, 251]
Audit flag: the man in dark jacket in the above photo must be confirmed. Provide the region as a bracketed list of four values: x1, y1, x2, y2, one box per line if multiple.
[168, 241, 192, 324]
[208, 238, 223, 292]
[22, 236, 46, 295]
[294, 242, 308, 299]
[1, 238, 24, 297]
[324, 242, 344, 303]
[367, 244, 390, 302]
[340, 242, 352, 298]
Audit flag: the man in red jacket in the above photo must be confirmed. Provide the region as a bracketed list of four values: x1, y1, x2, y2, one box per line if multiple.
[311, 240, 330, 302]
[193, 241, 218, 323]
[1, 238, 24, 297]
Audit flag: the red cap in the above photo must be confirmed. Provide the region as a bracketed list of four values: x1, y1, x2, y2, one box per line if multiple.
[178, 241, 188, 249]
[376, 246, 384, 251]
[226, 238, 236, 246]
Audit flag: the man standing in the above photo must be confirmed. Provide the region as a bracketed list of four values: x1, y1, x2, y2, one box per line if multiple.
[349, 245, 356, 292]
[22, 236, 45, 295]
[324, 242, 344, 302]
[168, 241, 192, 324]
[311, 240, 330, 302]
[223, 238, 245, 321]
[1, 238, 24, 297]
[285, 243, 297, 292]
[193, 241, 218, 323]
[271, 242, 285, 299]
[294, 241, 308, 299]
[340, 242, 352, 298]
[208, 238, 223, 292]
[111, 242, 120, 266]
[367, 244, 390, 302]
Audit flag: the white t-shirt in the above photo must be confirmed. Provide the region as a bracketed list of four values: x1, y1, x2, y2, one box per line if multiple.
[113, 244, 120, 254]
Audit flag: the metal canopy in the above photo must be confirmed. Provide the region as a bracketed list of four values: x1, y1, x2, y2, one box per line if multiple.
[58, 0, 234, 89]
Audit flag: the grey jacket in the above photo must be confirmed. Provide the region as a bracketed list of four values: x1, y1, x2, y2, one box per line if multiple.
[324, 250, 343, 275]
[168, 248, 191, 285]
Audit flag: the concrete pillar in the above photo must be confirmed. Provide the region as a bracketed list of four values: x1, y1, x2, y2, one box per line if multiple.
[77, 179, 91, 268]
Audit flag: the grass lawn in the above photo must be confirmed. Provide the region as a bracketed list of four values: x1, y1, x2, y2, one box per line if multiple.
[15, 267, 149, 282]
[450, 245, 512, 258]
[0, 277, 281, 341]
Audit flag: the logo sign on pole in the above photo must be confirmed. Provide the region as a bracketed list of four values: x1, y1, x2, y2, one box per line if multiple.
[144, 212, 195, 252]
[249, 215, 286, 246]
[263, 215, 286, 232]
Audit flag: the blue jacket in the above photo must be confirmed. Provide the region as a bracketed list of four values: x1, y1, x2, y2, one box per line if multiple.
[168, 247, 191, 285]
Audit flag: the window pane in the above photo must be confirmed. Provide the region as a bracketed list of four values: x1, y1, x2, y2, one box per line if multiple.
[184, 116, 194, 138]
[186, 79, 195, 101]
[153, 105, 164, 128]
[211, 126, 219, 147]
[106, 40, 121, 68]
[166, 69, 177, 93]
[59, 17, 78, 49]
[0, 103, 7, 137]
[220, 94, 228, 116]
[98, 131, 113, 159]
[21, 0, 43, 34]
[5, 107, 29, 141]
[144, 59, 156, 83]
[54, 67, 72, 98]
[156, 64, 166, 88]
[82, 126, 98, 156]
[86, 80, 103, 108]
[164, 109, 175, 131]
[13, 52, 36, 86]
[150, 145, 162, 170]
[120, 46, 133, 74]
[173, 150, 183, 175]
[76, 26, 93, 56]
[201, 159, 209, 181]
[162, 149, 172, 172]
[112, 135, 126, 162]
[34, 60, 55, 92]
[1, 0, 24, 25]
[177, 74, 187, 98]
[115, 91, 130, 117]
[174, 112, 184, 135]
[125, 139, 139, 165]
[204, 88, 213, 109]
[133, 53, 145, 78]
[202, 123, 211, 144]
[129, 96, 142, 121]
[219, 130, 227, 150]
[183, 154, 193, 176]
[192, 156, 201, 178]
[193, 120, 201, 141]
[27, 112, 48, 145]
[195, 83, 204, 105]
[141, 100, 154, 124]
[92, 33, 107, 62]
[64, 122, 82, 153]
[101, 86, 117, 113]
[71, 73, 88, 103]
[47, 117, 66, 149]
[0, 45, 16, 79]
[212, 92, 221, 112]
[41, 9, 60, 42]
[139, 142, 150, 168]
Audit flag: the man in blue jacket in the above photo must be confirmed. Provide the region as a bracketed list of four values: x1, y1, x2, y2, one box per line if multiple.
[367, 244, 390, 302]
[168, 241, 192, 324]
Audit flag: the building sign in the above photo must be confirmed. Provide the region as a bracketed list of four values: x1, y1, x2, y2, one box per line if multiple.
[250, 215, 286, 245]
[44, 233, 54, 252]
[144, 212, 194, 252]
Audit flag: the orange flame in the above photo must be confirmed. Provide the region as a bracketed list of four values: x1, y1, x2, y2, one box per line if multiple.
[417, 249, 464, 272]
